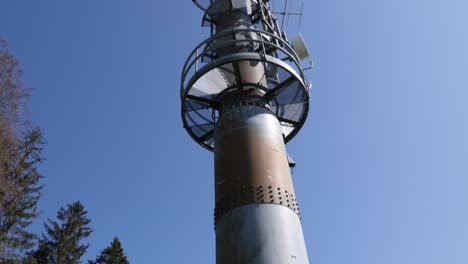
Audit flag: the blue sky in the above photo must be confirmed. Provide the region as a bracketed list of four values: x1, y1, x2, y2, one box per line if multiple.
[2, 0, 467, 263]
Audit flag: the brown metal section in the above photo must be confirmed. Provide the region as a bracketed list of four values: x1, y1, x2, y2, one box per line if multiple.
[214, 105, 301, 226]
[211, 0, 301, 227]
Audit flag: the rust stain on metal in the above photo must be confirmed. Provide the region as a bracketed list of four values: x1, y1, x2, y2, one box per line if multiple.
[214, 106, 301, 227]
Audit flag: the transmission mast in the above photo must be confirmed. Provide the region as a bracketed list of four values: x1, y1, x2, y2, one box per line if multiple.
[181, 0, 311, 263]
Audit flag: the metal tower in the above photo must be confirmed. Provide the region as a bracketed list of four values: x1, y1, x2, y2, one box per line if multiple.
[181, 0, 311, 263]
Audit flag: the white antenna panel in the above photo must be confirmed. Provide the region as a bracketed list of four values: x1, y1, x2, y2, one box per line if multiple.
[291, 34, 310, 60]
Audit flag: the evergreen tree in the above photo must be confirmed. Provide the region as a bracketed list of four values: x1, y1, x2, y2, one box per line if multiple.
[0, 40, 44, 260]
[88, 237, 129, 264]
[32, 201, 93, 264]
[0, 128, 45, 259]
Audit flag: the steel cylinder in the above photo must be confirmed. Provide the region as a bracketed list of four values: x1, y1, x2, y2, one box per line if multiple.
[216, 204, 308, 264]
[214, 105, 309, 264]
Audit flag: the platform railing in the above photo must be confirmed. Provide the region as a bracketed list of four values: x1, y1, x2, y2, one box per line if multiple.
[180, 27, 306, 97]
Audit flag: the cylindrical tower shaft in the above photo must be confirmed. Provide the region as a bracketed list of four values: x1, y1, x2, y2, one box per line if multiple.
[211, 1, 309, 263]
[215, 106, 308, 264]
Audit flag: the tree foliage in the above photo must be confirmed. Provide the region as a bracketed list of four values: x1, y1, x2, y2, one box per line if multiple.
[0, 129, 44, 259]
[0, 39, 28, 133]
[0, 39, 28, 175]
[31, 201, 93, 264]
[0, 39, 44, 260]
[0, 39, 26, 208]
[88, 237, 129, 264]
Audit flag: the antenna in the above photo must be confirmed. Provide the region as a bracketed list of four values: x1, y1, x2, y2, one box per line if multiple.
[292, 34, 310, 60]
[270, 0, 305, 31]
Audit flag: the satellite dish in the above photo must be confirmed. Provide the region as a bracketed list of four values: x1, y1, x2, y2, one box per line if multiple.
[291, 34, 310, 60]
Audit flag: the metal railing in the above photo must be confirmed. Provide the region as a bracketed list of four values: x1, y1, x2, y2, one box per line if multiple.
[180, 27, 306, 97]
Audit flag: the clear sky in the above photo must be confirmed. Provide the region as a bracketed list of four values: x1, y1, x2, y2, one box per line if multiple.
[2, 0, 468, 263]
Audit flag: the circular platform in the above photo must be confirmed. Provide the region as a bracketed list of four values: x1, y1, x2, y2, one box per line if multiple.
[192, 0, 210, 11]
[181, 27, 309, 151]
